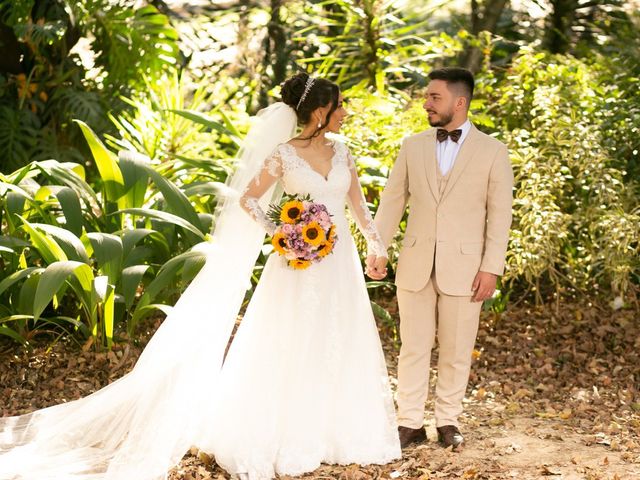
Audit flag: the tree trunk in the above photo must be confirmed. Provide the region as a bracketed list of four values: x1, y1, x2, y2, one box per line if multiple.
[543, 0, 579, 53]
[361, 0, 380, 88]
[461, 0, 509, 73]
[0, 23, 23, 75]
[259, 0, 289, 108]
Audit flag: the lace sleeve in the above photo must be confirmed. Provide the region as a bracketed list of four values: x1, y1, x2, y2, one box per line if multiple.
[345, 148, 387, 258]
[239, 147, 282, 235]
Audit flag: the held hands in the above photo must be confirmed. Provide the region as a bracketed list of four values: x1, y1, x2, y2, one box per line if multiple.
[364, 258, 497, 295]
[365, 255, 388, 280]
[472, 271, 498, 302]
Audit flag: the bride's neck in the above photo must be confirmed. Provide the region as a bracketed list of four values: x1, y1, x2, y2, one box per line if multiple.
[297, 126, 329, 147]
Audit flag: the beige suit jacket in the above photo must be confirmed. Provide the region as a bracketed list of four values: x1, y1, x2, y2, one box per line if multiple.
[375, 124, 513, 296]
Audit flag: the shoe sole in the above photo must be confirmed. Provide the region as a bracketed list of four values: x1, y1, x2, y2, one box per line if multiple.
[437, 435, 464, 451]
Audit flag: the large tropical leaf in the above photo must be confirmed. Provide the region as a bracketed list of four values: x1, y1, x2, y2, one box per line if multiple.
[35, 160, 99, 210]
[119, 228, 170, 264]
[121, 265, 150, 309]
[30, 223, 89, 263]
[75, 119, 125, 203]
[124, 245, 154, 268]
[86, 233, 123, 285]
[116, 150, 203, 232]
[183, 182, 226, 198]
[137, 249, 206, 306]
[102, 282, 116, 349]
[0, 106, 38, 170]
[33, 261, 94, 321]
[168, 109, 241, 145]
[144, 168, 203, 231]
[4, 191, 27, 233]
[118, 153, 149, 209]
[93, 4, 179, 89]
[19, 216, 68, 264]
[56, 187, 84, 236]
[0, 324, 27, 344]
[18, 274, 40, 315]
[0, 235, 30, 251]
[120, 228, 157, 257]
[115, 208, 207, 240]
[0, 267, 44, 297]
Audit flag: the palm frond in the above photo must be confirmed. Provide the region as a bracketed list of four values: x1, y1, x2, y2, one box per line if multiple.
[0, 107, 39, 172]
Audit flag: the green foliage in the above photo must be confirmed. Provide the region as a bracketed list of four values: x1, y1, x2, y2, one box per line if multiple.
[488, 48, 639, 301]
[338, 83, 426, 264]
[106, 74, 234, 163]
[298, 0, 457, 90]
[0, 106, 39, 169]
[1, 0, 639, 351]
[89, 4, 180, 92]
[0, 0, 181, 170]
[594, 11, 640, 182]
[0, 122, 217, 349]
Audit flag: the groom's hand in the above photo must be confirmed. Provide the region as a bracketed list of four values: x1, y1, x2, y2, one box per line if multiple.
[471, 271, 498, 302]
[365, 255, 388, 280]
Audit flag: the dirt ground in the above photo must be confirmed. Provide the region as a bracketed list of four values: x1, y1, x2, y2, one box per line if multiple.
[1, 301, 639, 479]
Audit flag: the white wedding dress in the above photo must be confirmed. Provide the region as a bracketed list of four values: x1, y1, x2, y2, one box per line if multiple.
[0, 125, 400, 479]
[204, 141, 401, 478]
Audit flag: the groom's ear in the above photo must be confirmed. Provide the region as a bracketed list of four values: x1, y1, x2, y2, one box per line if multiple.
[455, 95, 468, 111]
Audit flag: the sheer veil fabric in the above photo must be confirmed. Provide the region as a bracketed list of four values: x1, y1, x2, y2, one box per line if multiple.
[0, 103, 298, 480]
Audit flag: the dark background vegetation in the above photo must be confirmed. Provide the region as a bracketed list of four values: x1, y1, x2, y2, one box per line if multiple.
[0, 0, 638, 349]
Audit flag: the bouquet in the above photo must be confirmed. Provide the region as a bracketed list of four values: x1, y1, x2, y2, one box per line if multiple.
[267, 194, 337, 270]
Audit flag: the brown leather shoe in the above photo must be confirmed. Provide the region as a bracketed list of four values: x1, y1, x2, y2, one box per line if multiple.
[398, 425, 427, 448]
[436, 425, 464, 450]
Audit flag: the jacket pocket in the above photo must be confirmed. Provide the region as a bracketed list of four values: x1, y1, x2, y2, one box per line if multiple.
[402, 235, 416, 248]
[460, 242, 483, 255]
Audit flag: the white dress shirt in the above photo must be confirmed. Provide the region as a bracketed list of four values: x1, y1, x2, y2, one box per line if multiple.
[436, 119, 472, 176]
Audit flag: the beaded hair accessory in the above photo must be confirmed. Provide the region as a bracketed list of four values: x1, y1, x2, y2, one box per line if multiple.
[295, 76, 316, 110]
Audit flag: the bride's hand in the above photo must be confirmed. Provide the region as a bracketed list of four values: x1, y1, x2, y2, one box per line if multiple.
[365, 255, 388, 280]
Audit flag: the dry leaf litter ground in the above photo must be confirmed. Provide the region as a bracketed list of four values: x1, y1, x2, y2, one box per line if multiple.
[1, 300, 639, 480]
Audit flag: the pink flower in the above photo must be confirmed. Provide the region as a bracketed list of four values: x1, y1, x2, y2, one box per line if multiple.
[281, 223, 294, 234]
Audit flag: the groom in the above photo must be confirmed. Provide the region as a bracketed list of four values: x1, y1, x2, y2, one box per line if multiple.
[368, 67, 513, 450]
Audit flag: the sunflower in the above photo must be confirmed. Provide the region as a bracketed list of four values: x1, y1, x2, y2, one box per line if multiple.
[280, 200, 304, 224]
[302, 221, 325, 246]
[327, 224, 337, 242]
[316, 239, 334, 257]
[271, 231, 288, 256]
[289, 259, 311, 270]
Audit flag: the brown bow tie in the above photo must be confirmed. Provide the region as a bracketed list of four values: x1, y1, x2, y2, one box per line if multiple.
[436, 128, 462, 143]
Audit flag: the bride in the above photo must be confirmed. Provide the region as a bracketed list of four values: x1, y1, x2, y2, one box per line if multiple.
[0, 72, 401, 480]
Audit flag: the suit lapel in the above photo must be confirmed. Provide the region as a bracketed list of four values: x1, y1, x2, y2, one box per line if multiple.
[422, 130, 439, 202]
[441, 124, 480, 201]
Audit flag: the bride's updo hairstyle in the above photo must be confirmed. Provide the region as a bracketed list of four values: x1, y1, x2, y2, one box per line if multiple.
[281, 72, 339, 139]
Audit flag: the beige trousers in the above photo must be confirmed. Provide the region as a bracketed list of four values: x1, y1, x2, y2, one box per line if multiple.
[396, 273, 482, 428]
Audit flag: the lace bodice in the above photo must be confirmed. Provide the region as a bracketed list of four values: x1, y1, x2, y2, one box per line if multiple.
[239, 141, 387, 258]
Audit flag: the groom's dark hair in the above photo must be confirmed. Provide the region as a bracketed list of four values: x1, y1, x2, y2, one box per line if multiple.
[428, 68, 474, 107]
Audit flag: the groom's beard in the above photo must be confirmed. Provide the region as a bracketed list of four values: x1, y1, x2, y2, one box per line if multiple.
[427, 109, 454, 127]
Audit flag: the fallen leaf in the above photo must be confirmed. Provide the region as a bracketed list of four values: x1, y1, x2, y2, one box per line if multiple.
[540, 464, 562, 476]
[559, 408, 572, 419]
